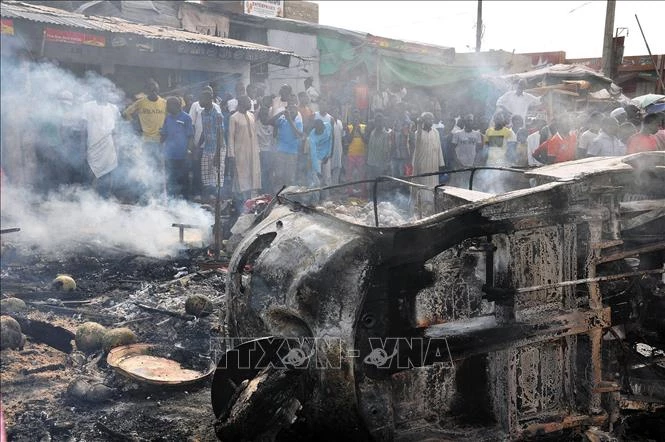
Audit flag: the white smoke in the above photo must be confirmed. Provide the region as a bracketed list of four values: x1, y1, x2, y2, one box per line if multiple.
[0, 184, 212, 257]
[0, 52, 213, 258]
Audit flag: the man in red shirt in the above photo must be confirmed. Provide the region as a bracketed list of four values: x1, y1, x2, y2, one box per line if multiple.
[533, 117, 577, 164]
[627, 113, 661, 154]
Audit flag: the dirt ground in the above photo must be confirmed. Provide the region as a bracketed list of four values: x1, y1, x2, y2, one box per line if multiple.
[2, 228, 664, 441]
[1, 242, 226, 441]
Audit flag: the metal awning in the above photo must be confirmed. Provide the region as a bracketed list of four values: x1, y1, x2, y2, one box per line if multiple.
[1, 1, 296, 62]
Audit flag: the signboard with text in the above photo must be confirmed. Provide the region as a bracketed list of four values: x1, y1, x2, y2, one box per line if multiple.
[175, 41, 290, 66]
[45, 27, 105, 47]
[243, 0, 283, 18]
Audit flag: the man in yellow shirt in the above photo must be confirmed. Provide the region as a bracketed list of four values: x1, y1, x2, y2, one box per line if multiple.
[123, 79, 166, 144]
[483, 112, 516, 167]
[343, 109, 368, 198]
[123, 79, 167, 200]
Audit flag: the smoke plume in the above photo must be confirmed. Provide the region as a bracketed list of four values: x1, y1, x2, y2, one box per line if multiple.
[0, 53, 213, 258]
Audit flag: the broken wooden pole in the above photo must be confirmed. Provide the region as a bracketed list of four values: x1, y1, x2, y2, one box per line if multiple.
[171, 223, 200, 243]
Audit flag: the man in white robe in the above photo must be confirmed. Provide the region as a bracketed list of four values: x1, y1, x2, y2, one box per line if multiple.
[228, 96, 261, 204]
[411, 112, 444, 214]
[82, 92, 119, 197]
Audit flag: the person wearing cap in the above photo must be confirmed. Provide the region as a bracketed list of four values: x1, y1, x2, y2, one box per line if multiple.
[246, 83, 259, 113]
[609, 107, 627, 124]
[411, 112, 444, 212]
[227, 95, 261, 207]
[226, 80, 245, 116]
[495, 79, 542, 122]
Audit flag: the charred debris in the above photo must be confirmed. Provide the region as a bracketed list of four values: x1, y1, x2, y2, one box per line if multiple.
[217, 153, 665, 441]
[2, 153, 665, 441]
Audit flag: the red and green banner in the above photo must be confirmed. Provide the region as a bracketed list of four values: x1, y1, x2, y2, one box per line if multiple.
[45, 27, 105, 47]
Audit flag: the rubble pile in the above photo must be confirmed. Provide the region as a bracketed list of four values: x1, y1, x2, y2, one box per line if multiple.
[316, 200, 415, 227]
[0, 242, 226, 441]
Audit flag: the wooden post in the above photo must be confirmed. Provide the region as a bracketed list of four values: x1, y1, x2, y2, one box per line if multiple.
[601, 0, 616, 78]
[476, 0, 482, 53]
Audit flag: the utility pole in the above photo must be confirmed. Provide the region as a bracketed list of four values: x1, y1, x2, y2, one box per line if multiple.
[475, 0, 482, 53]
[635, 14, 665, 94]
[601, 0, 616, 77]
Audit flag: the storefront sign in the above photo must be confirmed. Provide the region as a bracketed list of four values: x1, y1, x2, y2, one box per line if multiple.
[45, 28, 84, 45]
[175, 41, 290, 66]
[366, 35, 454, 61]
[243, 0, 283, 18]
[45, 27, 106, 47]
[82, 33, 105, 47]
[1, 18, 14, 35]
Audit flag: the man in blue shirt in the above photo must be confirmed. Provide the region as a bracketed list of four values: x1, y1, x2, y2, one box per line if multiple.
[160, 97, 193, 198]
[308, 118, 332, 185]
[270, 99, 303, 188]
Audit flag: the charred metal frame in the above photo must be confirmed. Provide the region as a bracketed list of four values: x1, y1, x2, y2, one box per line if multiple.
[279, 166, 527, 227]
[215, 153, 665, 441]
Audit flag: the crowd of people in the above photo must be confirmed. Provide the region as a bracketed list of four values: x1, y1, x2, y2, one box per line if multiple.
[3, 67, 665, 213]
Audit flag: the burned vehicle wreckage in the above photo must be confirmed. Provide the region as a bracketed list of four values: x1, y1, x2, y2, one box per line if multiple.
[212, 152, 665, 441]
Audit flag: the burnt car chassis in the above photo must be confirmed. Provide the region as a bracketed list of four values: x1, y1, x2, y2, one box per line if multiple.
[212, 152, 665, 441]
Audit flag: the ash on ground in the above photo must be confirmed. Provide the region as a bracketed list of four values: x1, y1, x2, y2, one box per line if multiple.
[1, 241, 226, 441]
[316, 200, 415, 227]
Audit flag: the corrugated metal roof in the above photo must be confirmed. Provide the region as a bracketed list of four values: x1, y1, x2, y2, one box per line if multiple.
[227, 7, 455, 55]
[0, 0, 295, 56]
[504, 64, 613, 84]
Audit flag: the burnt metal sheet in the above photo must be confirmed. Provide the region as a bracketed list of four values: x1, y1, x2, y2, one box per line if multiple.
[526, 151, 665, 182]
[525, 156, 634, 181]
